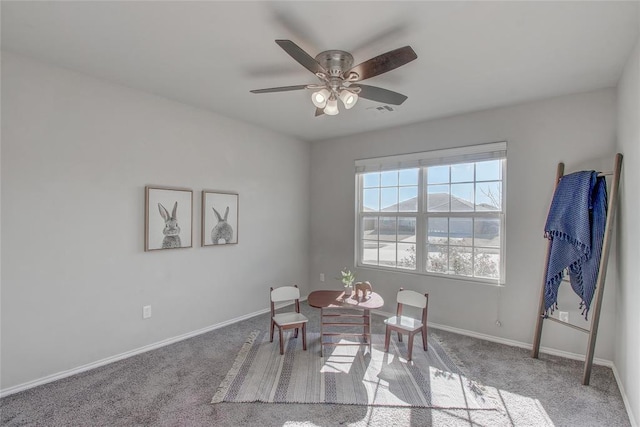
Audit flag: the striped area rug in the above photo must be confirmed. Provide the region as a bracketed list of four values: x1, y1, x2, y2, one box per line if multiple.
[212, 330, 497, 409]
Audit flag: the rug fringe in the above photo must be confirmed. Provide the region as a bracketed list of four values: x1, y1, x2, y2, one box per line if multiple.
[211, 330, 261, 404]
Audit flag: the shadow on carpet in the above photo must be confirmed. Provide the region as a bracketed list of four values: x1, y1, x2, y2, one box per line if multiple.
[212, 330, 499, 410]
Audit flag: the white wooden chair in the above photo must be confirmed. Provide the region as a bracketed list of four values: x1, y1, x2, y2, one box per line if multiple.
[270, 285, 308, 355]
[384, 288, 429, 361]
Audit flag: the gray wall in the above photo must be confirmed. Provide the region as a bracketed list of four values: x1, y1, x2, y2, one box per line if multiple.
[1, 47, 632, 413]
[310, 88, 618, 361]
[616, 37, 639, 425]
[0, 52, 311, 389]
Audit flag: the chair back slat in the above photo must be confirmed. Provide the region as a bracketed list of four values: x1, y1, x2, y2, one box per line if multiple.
[397, 289, 427, 308]
[271, 285, 300, 303]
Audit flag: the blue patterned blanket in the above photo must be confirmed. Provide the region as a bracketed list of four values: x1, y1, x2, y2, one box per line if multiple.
[544, 170, 607, 319]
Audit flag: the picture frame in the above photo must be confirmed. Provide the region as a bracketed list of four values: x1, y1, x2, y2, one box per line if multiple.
[202, 190, 239, 246]
[145, 186, 193, 251]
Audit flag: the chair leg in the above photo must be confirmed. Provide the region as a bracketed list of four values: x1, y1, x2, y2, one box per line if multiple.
[397, 332, 403, 342]
[407, 333, 415, 361]
[302, 323, 307, 351]
[294, 327, 299, 338]
[279, 327, 284, 355]
[422, 325, 428, 351]
[384, 327, 391, 352]
[270, 320, 275, 342]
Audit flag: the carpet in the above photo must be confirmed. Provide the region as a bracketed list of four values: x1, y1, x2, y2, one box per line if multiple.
[212, 330, 498, 410]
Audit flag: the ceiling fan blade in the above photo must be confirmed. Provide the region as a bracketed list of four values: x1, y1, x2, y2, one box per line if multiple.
[351, 84, 408, 105]
[250, 85, 308, 94]
[275, 40, 326, 75]
[315, 107, 324, 117]
[346, 46, 417, 82]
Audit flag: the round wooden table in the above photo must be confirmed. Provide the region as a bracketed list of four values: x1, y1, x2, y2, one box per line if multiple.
[308, 290, 384, 356]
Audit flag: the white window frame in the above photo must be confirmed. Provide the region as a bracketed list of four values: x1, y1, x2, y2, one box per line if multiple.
[355, 142, 507, 285]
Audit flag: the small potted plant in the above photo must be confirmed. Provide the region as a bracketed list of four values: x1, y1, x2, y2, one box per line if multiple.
[339, 267, 356, 297]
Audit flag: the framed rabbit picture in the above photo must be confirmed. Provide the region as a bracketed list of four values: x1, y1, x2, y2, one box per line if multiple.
[202, 190, 239, 246]
[145, 186, 193, 251]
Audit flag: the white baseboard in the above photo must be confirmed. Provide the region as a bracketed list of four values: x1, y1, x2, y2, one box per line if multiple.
[373, 309, 613, 365]
[0, 306, 273, 398]
[612, 364, 638, 427]
[1, 296, 313, 398]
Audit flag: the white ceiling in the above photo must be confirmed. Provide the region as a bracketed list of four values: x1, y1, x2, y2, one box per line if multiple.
[2, 1, 638, 142]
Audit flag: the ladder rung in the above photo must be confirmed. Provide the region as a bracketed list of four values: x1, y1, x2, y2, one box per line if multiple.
[544, 315, 590, 333]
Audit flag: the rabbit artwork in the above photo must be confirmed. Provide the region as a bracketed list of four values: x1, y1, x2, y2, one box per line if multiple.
[211, 206, 233, 244]
[158, 202, 182, 248]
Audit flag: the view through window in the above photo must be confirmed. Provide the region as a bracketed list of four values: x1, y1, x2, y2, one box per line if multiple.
[356, 143, 506, 284]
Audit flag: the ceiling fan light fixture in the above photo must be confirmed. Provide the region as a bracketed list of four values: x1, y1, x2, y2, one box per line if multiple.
[324, 96, 339, 115]
[339, 89, 358, 109]
[251, 40, 417, 118]
[311, 88, 330, 108]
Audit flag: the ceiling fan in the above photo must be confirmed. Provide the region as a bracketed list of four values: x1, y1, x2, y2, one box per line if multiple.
[250, 40, 417, 116]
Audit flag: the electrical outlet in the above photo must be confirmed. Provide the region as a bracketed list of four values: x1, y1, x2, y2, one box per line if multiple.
[320, 273, 325, 282]
[559, 311, 569, 322]
[143, 305, 152, 319]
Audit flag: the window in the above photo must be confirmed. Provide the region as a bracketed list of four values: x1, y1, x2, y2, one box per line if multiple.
[361, 169, 419, 270]
[356, 142, 506, 284]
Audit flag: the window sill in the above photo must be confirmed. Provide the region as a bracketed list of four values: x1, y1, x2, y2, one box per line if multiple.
[356, 264, 505, 287]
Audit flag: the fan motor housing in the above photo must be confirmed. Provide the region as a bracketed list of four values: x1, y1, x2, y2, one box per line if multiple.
[315, 50, 354, 77]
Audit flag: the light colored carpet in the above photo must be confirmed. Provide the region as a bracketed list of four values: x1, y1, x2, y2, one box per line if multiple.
[0, 304, 630, 426]
[212, 330, 497, 410]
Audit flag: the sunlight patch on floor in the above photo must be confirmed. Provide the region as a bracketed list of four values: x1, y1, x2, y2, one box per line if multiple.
[496, 389, 555, 426]
[319, 340, 361, 373]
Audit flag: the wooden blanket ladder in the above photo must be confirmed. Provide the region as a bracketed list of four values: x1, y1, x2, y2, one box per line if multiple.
[531, 153, 623, 385]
